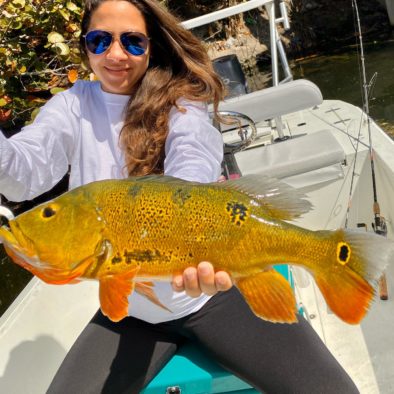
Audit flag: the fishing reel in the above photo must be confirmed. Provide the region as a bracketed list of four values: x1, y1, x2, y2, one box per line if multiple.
[372, 209, 389, 301]
[372, 214, 387, 237]
[0, 203, 14, 244]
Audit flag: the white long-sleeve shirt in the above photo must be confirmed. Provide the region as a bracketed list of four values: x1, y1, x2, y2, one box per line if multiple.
[0, 80, 224, 323]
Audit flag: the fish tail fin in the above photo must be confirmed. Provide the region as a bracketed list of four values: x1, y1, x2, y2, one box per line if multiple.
[313, 229, 394, 324]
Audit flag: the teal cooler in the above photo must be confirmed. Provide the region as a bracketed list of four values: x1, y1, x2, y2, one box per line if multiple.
[141, 265, 292, 394]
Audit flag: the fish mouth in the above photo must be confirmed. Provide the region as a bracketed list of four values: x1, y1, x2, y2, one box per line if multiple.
[0, 220, 51, 272]
[1, 220, 103, 284]
[1, 221, 71, 280]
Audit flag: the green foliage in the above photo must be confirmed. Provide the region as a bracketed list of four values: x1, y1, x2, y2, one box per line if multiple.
[0, 0, 87, 132]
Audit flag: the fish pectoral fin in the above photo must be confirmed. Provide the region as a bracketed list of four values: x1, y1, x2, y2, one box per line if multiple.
[314, 269, 373, 325]
[236, 269, 297, 324]
[99, 268, 139, 322]
[135, 282, 172, 312]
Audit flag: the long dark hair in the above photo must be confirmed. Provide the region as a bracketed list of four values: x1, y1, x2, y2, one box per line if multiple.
[80, 0, 225, 176]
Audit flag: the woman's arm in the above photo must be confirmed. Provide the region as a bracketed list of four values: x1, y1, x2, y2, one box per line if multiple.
[0, 92, 76, 202]
[165, 100, 233, 296]
[164, 100, 223, 183]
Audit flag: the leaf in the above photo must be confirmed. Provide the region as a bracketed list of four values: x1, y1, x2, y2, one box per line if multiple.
[66, 23, 79, 33]
[10, 19, 22, 29]
[30, 107, 40, 121]
[12, 0, 25, 8]
[48, 75, 60, 88]
[59, 9, 70, 21]
[0, 109, 12, 122]
[2, 10, 14, 18]
[27, 96, 46, 106]
[0, 99, 7, 107]
[2, 96, 12, 104]
[52, 43, 70, 56]
[50, 87, 66, 95]
[47, 32, 65, 44]
[67, 69, 78, 83]
[66, 2, 78, 12]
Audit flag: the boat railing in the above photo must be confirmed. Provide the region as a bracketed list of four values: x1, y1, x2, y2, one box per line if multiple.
[182, 0, 292, 88]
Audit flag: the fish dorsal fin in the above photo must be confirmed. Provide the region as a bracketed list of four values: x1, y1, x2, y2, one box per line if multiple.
[216, 175, 312, 220]
[127, 174, 312, 220]
[128, 174, 200, 186]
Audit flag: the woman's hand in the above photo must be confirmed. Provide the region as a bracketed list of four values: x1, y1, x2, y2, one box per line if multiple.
[171, 178, 232, 297]
[172, 261, 233, 297]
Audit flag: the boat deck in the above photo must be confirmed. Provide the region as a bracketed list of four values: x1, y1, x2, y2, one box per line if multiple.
[1, 98, 394, 393]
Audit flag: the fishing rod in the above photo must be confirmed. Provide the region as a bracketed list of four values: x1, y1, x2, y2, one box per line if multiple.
[351, 0, 388, 300]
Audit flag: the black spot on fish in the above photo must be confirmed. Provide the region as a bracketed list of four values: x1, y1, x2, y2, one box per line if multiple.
[123, 249, 168, 264]
[339, 245, 349, 262]
[172, 188, 191, 206]
[128, 184, 142, 198]
[111, 255, 122, 265]
[337, 242, 351, 266]
[226, 201, 248, 225]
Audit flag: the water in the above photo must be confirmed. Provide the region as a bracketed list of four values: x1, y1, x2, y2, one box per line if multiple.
[0, 247, 32, 316]
[291, 38, 394, 138]
[1, 40, 394, 318]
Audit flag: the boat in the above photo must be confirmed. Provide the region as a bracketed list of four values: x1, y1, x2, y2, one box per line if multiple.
[1, 0, 393, 392]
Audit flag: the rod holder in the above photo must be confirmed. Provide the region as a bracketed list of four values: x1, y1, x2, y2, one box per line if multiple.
[276, 1, 290, 30]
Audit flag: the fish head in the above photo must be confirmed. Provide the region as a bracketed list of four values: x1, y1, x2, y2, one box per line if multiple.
[0, 188, 107, 284]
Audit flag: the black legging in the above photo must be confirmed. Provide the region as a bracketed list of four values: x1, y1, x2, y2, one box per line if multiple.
[47, 287, 359, 394]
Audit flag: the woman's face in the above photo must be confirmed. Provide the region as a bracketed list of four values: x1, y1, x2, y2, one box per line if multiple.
[87, 0, 150, 95]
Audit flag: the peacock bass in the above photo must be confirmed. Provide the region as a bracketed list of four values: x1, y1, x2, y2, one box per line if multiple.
[0, 175, 392, 324]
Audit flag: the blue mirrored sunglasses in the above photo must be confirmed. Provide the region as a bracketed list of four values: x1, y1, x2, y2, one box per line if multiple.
[84, 30, 150, 56]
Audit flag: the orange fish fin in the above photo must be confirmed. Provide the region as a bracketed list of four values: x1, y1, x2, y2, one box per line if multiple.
[312, 228, 394, 324]
[314, 269, 374, 325]
[236, 269, 297, 323]
[135, 282, 172, 312]
[99, 269, 139, 322]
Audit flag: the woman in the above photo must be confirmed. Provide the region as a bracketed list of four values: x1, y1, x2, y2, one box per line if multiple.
[0, 0, 359, 393]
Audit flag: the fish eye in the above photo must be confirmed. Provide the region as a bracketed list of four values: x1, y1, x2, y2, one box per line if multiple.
[42, 206, 56, 218]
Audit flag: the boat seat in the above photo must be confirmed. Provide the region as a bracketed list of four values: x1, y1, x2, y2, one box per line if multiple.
[234, 130, 346, 188]
[141, 266, 292, 394]
[209, 79, 323, 127]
